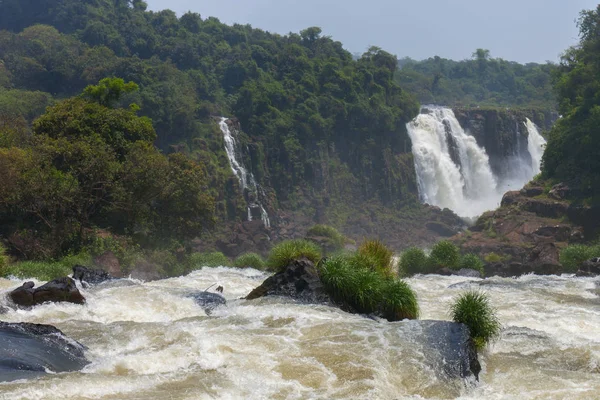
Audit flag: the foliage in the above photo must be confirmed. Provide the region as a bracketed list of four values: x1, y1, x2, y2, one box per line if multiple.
[233, 252, 266, 270]
[306, 224, 346, 252]
[450, 290, 501, 350]
[0, 251, 90, 281]
[318, 254, 419, 320]
[542, 5, 600, 196]
[399, 247, 429, 276]
[357, 239, 393, 276]
[266, 239, 322, 272]
[0, 242, 9, 273]
[484, 252, 505, 264]
[396, 51, 556, 109]
[83, 77, 139, 107]
[459, 253, 485, 276]
[428, 240, 460, 270]
[188, 251, 230, 269]
[559, 244, 600, 273]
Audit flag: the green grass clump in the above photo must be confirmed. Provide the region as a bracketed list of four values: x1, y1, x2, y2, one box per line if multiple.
[399, 247, 429, 276]
[318, 255, 419, 321]
[0, 250, 92, 281]
[306, 224, 346, 252]
[559, 244, 600, 273]
[234, 252, 266, 270]
[450, 290, 500, 350]
[483, 252, 504, 263]
[0, 243, 9, 274]
[428, 240, 460, 270]
[358, 239, 393, 276]
[459, 253, 485, 276]
[188, 251, 230, 269]
[266, 239, 322, 272]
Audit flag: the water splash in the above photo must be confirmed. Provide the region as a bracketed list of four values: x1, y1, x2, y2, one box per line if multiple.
[219, 118, 270, 227]
[525, 118, 547, 175]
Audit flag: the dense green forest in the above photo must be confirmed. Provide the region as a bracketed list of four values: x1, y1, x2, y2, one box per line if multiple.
[0, 0, 421, 258]
[542, 5, 600, 197]
[396, 51, 556, 108]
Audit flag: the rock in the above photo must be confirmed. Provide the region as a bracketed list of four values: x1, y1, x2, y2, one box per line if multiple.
[548, 183, 571, 200]
[520, 187, 544, 197]
[93, 251, 122, 278]
[9, 277, 85, 307]
[425, 222, 457, 237]
[72, 265, 114, 285]
[436, 268, 481, 278]
[0, 322, 89, 382]
[526, 243, 562, 274]
[577, 257, 600, 277]
[533, 225, 571, 242]
[191, 291, 226, 314]
[522, 198, 569, 219]
[246, 257, 331, 304]
[500, 190, 521, 207]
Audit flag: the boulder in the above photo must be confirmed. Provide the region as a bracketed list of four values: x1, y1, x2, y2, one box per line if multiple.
[425, 221, 457, 237]
[246, 257, 331, 304]
[577, 257, 600, 277]
[9, 277, 85, 307]
[0, 322, 89, 382]
[526, 243, 562, 274]
[520, 186, 544, 197]
[72, 265, 114, 285]
[548, 182, 571, 200]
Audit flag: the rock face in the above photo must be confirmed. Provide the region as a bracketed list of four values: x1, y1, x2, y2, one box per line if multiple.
[9, 277, 85, 307]
[454, 183, 600, 277]
[577, 257, 600, 277]
[0, 322, 89, 382]
[246, 257, 331, 303]
[72, 265, 114, 285]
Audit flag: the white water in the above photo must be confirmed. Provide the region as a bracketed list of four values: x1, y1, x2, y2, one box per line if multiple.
[1, 270, 598, 399]
[407, 108, 498, 218]
[525, 118, 547, 176]
[407, 108, 547, 219]
[219, 118, 270, 227]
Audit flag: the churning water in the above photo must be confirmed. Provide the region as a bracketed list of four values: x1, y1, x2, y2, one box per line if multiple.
[407, 108, 547, 218]
[1, 269, 598, 399]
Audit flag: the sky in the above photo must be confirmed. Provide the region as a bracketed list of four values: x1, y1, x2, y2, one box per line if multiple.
[145, 0, 598, 64]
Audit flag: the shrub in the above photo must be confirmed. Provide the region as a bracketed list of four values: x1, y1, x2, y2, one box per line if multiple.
[399, 247, 429, 276]
[0, 243, 9, 274]
[484, 252, 504, 263]
[234, 252, 266, 270]
[318, 255, 419, 321]
[358, 239, 393, 276]
[459, 253, 485, 276]
[306, 224, 346, 252]
[450, 290, 500, 350]
[188, 251, 230, 269]
[266, 239, 322, 271]
[428, 240, 460, 270]
[1, 261, 72, 281]
[559, 245, 599, 273]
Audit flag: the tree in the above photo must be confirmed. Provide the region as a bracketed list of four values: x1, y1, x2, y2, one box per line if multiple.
[83, 77, 139, 108]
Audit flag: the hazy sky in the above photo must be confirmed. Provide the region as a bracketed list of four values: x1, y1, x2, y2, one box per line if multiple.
[146, 0, 598, 63]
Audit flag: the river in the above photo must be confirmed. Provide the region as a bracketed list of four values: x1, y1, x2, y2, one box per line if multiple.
[0, 268, 598, 399]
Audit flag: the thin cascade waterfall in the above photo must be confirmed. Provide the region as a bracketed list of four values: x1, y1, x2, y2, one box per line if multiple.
[219, 118, 270, 227]
[525, 118, 547, 175]
[407, 107, 547, 219]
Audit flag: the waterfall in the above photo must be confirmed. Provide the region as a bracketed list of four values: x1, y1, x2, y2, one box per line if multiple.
[219, 118, 270, 227]
[407, 107, 498, 218]
[525, 118, 547, 175]
[407, 108, 548, 219]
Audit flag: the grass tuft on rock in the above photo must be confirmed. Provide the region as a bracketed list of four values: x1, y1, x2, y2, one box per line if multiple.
[233, 252, 266, 270]
[428, 240, 460, 270]
[188, 251, 230, 269]
[450, 290, 500, 350]
[459, 253, 485, 276]
[306, 224, 346, 253]
[358, 239, 393, 276]
[399, 247, 429, 276]
[266, 239, 322, 272]
[380, 279, 420, 320]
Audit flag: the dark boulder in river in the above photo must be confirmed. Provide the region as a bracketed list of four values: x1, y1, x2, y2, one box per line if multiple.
[191, 291, 226, 314]
[9, 277, 85, 307]
[72, 264, 115, 286]
[577, 257, 600, 277]
[0, 322, 89, 382]
[246, 257, 331, 303]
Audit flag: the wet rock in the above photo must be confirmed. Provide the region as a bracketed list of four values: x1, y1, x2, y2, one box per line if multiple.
[246, 257, 330, 303]
[191, 291, 226, 314]
[72, 265, 114, 286]
[548, 182, 571, 200]
[577, 257, 600, 277]
[9, 277, 85, 307]
[527, 243, 562, 274]
[0, 322, 89, 382]
[436, 268, 482, 278]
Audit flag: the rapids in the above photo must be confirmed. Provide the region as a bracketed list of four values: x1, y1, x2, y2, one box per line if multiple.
[0, 268, 598, 399]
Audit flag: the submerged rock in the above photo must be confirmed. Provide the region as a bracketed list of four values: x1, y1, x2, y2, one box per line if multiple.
[192, 291, 227, 314]
[436, 268, 482, 278]
[9, 277, 85, 307]
[245, 257, 331, 303]
[0, 322, 89, 382]
[72, 264, 114, 286]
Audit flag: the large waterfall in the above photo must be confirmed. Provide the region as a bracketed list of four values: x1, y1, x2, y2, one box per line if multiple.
[407, 107, 546, 218]
[219, 118, 270, 227]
